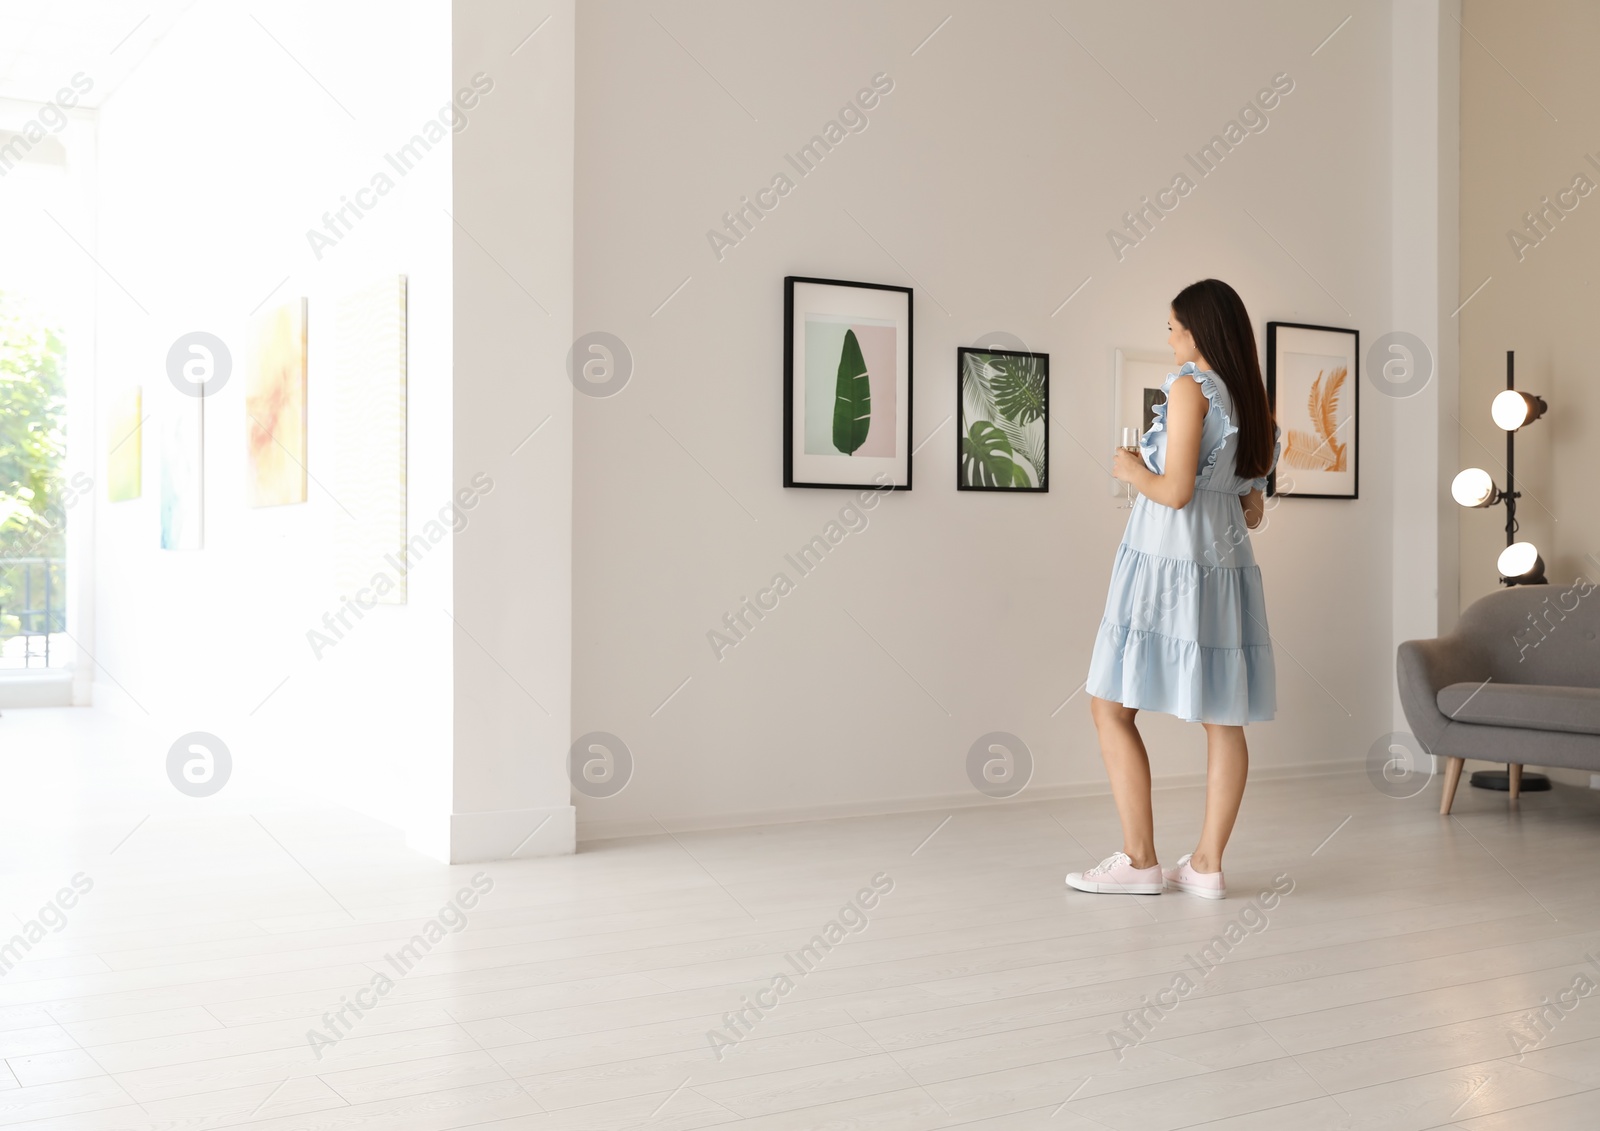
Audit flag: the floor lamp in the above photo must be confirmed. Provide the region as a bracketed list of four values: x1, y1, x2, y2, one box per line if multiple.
[1450, 349, 1552, 792]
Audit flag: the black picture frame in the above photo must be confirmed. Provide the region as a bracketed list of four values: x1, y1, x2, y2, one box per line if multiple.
[956, 347, 1050, 492]
[783, 275, 913, 490]
[1265, 320, 1359, 499]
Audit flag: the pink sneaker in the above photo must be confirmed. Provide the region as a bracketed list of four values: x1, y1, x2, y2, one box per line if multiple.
[1163, 854, 1226, 899]
[1065, 851, 1165, 895]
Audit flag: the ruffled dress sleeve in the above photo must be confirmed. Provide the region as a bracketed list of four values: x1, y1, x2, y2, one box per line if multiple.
[1188, 370, 1238, 489]
[1135, 371, 1178, 471]
[1142, 362, 1240, 489]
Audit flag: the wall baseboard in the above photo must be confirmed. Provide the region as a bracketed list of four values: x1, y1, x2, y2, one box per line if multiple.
[577, 758, 1367, 843]
[450, 804, 576, 862]
[0, 671, 74, 709]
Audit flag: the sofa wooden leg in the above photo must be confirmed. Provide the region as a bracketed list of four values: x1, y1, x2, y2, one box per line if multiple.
[1440, 757, 1465, 815]
[1508, 763, 1522, 801]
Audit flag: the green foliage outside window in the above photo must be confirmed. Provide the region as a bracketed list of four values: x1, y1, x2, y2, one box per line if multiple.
[0, 292, 69, 639]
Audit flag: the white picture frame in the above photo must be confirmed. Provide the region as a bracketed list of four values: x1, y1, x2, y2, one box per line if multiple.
[1110, 348, 1175, 496]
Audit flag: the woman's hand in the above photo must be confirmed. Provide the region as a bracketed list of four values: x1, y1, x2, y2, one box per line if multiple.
[1243, 487, 1264, 529]
[1111, 447, 1145, 485]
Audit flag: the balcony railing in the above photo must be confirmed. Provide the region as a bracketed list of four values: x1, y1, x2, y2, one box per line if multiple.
[0, 556, 66, 669]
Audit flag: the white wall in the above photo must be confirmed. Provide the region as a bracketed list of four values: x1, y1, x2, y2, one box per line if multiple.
[91, 0, 458, 850]
[1456, 0, 1596, 785]
[80, 0, 1468, 854]
[1389, 0, 1461, 730]
[1459, 0, 1596, 604]
[448, 0, 577, 861]
[572, 0, 1434, 836]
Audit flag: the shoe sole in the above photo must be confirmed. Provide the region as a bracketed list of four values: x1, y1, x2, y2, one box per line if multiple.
[1065, 875, 1165, 895]
[1165, 878, 1226, 899]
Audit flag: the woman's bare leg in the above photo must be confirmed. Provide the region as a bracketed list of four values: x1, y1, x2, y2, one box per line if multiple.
[1191, 723, 1248, 873]
[1089, 696, 1157, 868]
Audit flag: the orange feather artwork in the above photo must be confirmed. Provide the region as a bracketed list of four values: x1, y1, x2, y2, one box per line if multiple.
[246, 298, 308, 507]
[1282, 363, 1348, 472]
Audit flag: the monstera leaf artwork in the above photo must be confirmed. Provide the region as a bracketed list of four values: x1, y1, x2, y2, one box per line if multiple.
[961, 419, 1028, 487]
[992, 359, 1045, 425]
[832, 328, 872, 456]
[957, 348, 1049, 490]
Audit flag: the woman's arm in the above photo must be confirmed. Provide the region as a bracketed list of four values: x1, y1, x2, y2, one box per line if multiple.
[1242, 487, 1264, 529]
[1111, 375, 1206, 509]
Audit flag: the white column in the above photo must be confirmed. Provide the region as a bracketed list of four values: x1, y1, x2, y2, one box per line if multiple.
[1389, 0, 1462, 733]
[448, 0, 576, 860]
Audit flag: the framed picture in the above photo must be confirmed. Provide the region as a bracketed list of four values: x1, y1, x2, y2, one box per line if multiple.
[106, 386, 143, 502]
[783, 276, 912, 490]
[1111, 349, 1173, 497]
[1266, 321, 1358, 498]
[246, 297, 309, 507]
[957, 347, 1048, 491]
[160, 390, 203, 550]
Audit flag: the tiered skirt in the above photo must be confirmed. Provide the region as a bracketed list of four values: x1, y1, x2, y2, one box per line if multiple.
[1085, 489, 1276, 725]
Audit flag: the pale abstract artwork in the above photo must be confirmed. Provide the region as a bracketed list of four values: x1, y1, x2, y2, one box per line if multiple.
[159, 393, 202, 550]
[332, 275, 408, 604]
[106, 387, 142, 502]
[246, 298, 308, 507]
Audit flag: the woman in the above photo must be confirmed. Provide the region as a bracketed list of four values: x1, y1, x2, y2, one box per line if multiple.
[1068, 278, 1280, 900]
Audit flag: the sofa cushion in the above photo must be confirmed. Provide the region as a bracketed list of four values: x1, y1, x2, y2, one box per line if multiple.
[1438, 682, 1600, 736]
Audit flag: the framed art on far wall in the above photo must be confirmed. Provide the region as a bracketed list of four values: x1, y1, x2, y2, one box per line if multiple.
[1266, 321, 1358, 498]
[783, 276, 912, 490]
[106, 386, 142, 502]
[957, 347, 1048, 491]
[1111, 348, 1174, 498]
[246, 296, 309, 507]
[160, 390, 203, 550]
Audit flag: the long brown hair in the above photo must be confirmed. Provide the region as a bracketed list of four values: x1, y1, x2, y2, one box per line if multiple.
[1170, 279, 1274, 480]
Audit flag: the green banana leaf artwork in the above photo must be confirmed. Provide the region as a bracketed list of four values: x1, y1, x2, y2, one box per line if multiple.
[957, 348, 1049, 491]
[802, 316, 896, 459]
[786, 277, 909, 490]
[832, 328, 871, 455]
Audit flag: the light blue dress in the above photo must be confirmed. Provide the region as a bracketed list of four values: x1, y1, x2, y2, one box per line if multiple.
[1086, 362, 1280, 725]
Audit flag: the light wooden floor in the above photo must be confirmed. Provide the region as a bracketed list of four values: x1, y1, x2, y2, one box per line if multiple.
[3, 711, 1600, 1129]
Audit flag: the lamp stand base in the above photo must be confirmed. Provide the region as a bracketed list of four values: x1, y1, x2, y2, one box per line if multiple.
[1469, 770, 1551, 792]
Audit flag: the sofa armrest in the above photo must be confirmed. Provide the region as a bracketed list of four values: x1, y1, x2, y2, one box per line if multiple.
[1397, 635, 1491, 754]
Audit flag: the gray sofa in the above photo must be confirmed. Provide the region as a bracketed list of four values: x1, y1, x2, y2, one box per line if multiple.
[1397, 582, 1600, 814]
